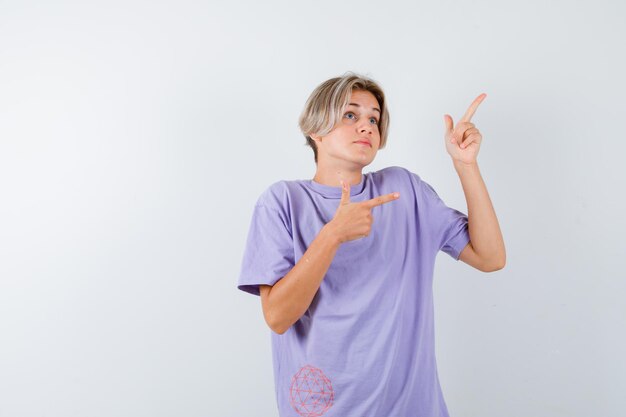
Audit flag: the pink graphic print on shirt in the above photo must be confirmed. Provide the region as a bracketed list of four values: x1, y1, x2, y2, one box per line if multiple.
[289, 364, 334, 417]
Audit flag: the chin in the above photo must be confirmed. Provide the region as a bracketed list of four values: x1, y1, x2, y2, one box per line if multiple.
[355, 156, 376, 167]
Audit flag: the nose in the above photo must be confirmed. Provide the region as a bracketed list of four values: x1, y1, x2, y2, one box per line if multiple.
[357, 118, 373, 135]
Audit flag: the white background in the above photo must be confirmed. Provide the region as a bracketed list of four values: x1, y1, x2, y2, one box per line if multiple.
[1, 0, 624, 416]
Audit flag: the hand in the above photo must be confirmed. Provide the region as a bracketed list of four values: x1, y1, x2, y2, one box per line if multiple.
[326, 179, 400, 244]
[443, 93, 486, 165]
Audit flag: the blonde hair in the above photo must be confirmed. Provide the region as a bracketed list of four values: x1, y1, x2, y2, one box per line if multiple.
[298, 72, 390, 163]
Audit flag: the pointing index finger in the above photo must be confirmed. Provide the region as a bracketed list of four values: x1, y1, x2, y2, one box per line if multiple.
[364, 192, 400, 208]
[459, 93, 487, 123]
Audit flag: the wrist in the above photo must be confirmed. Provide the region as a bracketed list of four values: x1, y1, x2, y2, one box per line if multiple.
[453, 159, 479, 173]
[321, 222, 342, 247]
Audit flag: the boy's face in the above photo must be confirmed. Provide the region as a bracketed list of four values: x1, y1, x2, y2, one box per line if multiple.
[312, 89, 381, 168]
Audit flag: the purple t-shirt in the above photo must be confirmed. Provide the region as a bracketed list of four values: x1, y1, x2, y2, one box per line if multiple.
[237, 165, 470, 417]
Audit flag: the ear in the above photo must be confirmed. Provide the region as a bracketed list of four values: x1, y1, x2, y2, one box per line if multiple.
[311, 133, 322, 144]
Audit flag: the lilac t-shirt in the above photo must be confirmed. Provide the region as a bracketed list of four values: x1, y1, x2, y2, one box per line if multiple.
[237, 165, 470, 417]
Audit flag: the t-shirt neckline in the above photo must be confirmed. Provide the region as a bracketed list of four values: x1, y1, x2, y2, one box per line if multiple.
[306, 172, 368, 198]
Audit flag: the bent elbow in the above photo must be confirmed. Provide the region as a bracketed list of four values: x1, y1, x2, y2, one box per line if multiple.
[485, 259, 506, 272]
[265, 312, 288, 335]
[270, 320, 288, 335]
[273, 326, 287, 335]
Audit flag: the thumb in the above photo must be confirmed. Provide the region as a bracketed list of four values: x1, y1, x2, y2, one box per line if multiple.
[443, 114, 454, 136]
[339, 179, 350, 205]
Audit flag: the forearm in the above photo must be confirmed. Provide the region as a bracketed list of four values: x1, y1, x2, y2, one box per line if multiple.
[267, 224, 341, 334]
[453, 161, 506, 268]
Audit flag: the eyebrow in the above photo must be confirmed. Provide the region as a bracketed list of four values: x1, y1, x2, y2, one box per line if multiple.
[347, 103, 381, 115]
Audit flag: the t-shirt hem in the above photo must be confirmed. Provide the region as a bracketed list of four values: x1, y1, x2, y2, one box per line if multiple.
[450, 233, 471, 260]
[238, 278, 280, 296]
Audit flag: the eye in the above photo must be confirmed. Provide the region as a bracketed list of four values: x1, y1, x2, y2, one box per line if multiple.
[344, 111, 379, 126]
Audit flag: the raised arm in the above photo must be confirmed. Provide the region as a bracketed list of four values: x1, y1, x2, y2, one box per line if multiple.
[443, 93, 506, 271]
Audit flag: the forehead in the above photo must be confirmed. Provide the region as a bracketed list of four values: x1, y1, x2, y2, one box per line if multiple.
[347, 90, 380, 113]
[349, 89, 378, 104]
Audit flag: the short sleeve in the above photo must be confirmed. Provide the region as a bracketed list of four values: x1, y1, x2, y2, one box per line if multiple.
[419, 179, 471, 260]
[237, 203, 295, 296]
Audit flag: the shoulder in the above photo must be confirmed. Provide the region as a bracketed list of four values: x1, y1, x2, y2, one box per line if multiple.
[253, 179, 308, 222]
[371, 166, 443, 202]
[248, 181, 295, 231]
[255, 180, 291, 210]
[371, 165, 423, 185]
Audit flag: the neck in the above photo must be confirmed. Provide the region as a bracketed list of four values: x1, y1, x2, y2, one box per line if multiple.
[312, 160, 363, 187]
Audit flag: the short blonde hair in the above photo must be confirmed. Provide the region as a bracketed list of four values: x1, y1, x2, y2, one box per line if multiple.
[298, 72, 390, 163]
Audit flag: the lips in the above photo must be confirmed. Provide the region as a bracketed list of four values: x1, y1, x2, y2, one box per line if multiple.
[354, 138, 371, 147]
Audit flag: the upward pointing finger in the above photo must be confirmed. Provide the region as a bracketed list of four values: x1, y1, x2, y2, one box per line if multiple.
[443, 114, 454, 135]
[339, 179, 351, 205]
[460, 93, 487, 123]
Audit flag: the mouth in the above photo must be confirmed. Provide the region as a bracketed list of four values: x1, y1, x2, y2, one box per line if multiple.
[354, 140, 372, 147]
